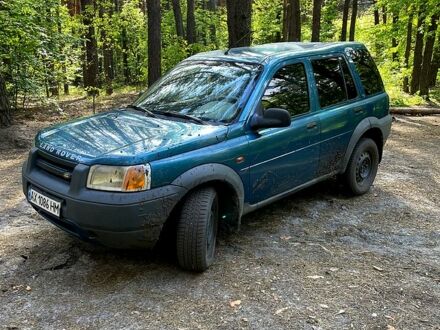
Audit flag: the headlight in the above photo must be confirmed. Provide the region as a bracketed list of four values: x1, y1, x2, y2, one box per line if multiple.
[87, 164, 151, 192]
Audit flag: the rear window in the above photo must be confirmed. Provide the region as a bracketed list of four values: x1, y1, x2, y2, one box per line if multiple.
[347, 48, 384, 96]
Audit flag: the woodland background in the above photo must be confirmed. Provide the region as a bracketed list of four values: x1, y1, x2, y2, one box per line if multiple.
[0, 0, 439, 127]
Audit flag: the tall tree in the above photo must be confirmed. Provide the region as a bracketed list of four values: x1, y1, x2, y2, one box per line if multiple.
[283, 0, 301, 41]
[81, 0, 99, 90]
[311, 0, 322, 41]
[100, 0, 114, 95]
[391, 15, 399, 61]
[340, 0, 350, 41]
[226, 0, 252, 48]
[410, 7, 426, 94]
[349, 0, 357, 41]
[0, 74, 11, 127]
[147, 0, 161, 86]
[403, 12, 414, 93]
[207, 0, 217, 45]
[373, 0, 380, 25]
[172, 0, 184, 38]
[429, 36, 440, 87]
[186, 0, 196, 44]
[419, 13, 439, 97]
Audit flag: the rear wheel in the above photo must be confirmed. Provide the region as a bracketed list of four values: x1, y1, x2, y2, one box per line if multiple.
[176, 187, 218, 272]
[343, 138, 379, 195]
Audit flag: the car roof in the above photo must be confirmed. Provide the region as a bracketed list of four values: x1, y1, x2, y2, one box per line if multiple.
[187, 42, 365, 66]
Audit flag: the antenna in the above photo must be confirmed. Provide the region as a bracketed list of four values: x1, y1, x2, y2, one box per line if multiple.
[225, 30, 254, 55]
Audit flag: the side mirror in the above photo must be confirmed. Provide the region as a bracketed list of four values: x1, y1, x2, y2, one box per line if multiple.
[250, 107, 291, 130]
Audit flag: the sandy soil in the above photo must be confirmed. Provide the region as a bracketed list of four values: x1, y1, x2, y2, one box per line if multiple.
[0, 108, 439, 329]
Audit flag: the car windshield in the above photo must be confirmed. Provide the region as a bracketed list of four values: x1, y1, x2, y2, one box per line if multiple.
[134, 60, 261, 124]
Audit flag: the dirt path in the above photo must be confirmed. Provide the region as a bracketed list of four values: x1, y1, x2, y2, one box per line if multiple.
[0, 115, 439, 329]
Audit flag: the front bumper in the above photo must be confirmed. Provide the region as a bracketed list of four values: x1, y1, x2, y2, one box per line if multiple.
[22, 148, 186, 249]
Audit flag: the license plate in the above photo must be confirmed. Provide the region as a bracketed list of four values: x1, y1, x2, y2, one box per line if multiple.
[28, 188, 61, 217]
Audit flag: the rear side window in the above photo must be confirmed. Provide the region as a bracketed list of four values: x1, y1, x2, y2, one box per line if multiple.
[348, 48, 384, 95]
[262, 63, 310, 117]
[312, 57, 358, 108]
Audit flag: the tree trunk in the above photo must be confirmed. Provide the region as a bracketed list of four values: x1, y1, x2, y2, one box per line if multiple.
[81, 0, 99, 90]
[382, 6, 387, 24]
[207, 0, 217, 45]
[340, 0, 350, 41]
[311, 0, 322, 42]
[419, 14, 439, 97]
[429, 37, 440, 87]
[0, 74, 11, 128]
[349, 0, 357, 41]
[403, 12, 413, 93]
[391, 15, 399, 61]
[172, 0, 184, 38]
[186, 0, 196, 44]
[101, 2, 114, 95]
[147, 0, 161, 86]
[226, 0, 252, 48]
[283, 0, 301, 41]
[373, 1, 380, 25]
[410, 7, 426, 94]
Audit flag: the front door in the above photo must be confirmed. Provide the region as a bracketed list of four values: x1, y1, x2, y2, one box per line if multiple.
[247, 61, 320, 204]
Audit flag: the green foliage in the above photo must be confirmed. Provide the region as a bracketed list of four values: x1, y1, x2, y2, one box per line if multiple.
[0, 0, 439, 111]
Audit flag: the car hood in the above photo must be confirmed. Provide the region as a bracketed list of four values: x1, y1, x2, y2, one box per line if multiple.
[35, 110, 228, 165]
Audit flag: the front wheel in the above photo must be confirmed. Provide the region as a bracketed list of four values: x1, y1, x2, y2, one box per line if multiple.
[342, 138, 379, 195]
[176, 187, 218, 272]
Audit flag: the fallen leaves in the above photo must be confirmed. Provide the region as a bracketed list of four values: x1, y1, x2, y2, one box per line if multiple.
[229, 300, 241, 308]
[274, 307, 289, 315]
[373, 266, 384, 272]
[307, 275, 324, 279]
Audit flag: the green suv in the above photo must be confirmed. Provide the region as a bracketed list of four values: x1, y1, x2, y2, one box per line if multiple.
[22, 42, 391, 271]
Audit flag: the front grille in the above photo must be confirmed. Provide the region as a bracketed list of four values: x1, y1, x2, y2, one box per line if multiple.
[35, 151, 77, 181]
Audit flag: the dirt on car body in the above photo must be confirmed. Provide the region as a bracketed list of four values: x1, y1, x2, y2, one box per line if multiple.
[1, 115, 439, 329]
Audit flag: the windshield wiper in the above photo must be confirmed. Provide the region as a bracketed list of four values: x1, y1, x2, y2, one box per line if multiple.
[152, 110, 206, 125]
[125, 104, 157, 118]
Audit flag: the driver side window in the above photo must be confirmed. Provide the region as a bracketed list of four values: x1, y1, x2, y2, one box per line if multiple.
[262, 63, 310, 117]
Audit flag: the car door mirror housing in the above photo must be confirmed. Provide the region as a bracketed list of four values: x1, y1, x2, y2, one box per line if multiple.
[250, 108, 291, 130]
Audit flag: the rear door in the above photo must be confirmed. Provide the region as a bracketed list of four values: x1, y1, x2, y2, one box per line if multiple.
[309, 55, 361, 176]
[247, 60, 320, 204]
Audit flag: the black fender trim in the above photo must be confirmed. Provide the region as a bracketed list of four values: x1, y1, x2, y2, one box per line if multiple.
[171, 163, 245, 227]
[341, 114, 392, 172]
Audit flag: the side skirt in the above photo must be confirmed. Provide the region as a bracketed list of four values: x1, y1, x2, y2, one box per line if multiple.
[242, 171, 338, 216]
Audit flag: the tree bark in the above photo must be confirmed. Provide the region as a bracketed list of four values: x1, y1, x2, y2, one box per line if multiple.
[391, 15, 399, 61]
[207, 0, 217, 45]
[429, 37, 440, 87]
[390, 107, 440, 115]
[0, 74, 11, 128]
[311, 0, 322, 42]
[403, 12, 413, 93]
[419, 14, 439, 97]
[81, 0, 99, 90]
[373, 2, 380, 25]
[349, 0, 357, 41]
[226, 0, 252, 48]
[283, 0, 301, 41]
[410, 7, 426, 94]
[147, 0, 161, 86]
[340, 0, 350, 41]
[172, 0, 184, 38]
[382, 6, 387, 24]
[186, 0, 196, 44]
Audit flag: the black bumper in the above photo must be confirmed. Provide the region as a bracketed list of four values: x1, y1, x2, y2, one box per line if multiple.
[22, 148, 186, 249]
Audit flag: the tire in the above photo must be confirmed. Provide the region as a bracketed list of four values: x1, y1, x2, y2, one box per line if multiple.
[343, 138, 379, 195]
[176, 187, 218, 272]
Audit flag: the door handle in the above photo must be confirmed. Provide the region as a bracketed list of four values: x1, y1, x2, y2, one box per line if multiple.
[306, 121, 317, 129]
[354, 107, 364, 114]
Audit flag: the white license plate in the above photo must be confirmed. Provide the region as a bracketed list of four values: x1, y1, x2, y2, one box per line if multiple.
[28, 188, 61, 217]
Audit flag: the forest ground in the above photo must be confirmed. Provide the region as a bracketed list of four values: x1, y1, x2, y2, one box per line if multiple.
[0, 94, 439, 329]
